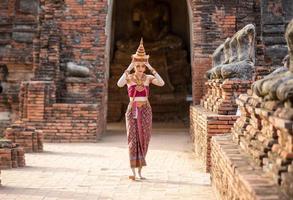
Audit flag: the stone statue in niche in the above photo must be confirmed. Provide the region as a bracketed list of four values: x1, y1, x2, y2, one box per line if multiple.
[252, 20, 293, 120]
[132, 0, 169, 41]
[208, 24, 256, 80]
[66, 62, 90, 78]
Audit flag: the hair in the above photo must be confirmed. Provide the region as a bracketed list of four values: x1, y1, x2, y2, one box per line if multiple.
[134, 63, 146, 70]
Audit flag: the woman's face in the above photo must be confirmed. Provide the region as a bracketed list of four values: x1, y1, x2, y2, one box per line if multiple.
[134, 63, 146, 74]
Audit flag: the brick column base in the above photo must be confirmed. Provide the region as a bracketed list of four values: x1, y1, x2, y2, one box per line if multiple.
[190, 105, 238, 172]
[5, 121, 44, 153]
[0, 140, 25, 169]
[201, 80, 252, 115]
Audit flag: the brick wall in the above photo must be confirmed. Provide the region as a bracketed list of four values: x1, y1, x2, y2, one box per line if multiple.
[253, 0, 293, 80]
[189, 0, 290, 103]
[0, 0, 38, 125]
[0, 140, 25, 169]
[261, 0, 293, 66]
[0, 0, 288, 129]
[35, 0, 108, 131]
[190, 0, 238, 104]
[210, 92, 293, 199]
[15, 81, 102, 143]
[233, 94, 293, 195]
[189, 1, 256, 170]
[190, 105, 237, 172]
[43, 103, 100, 142]
[201, 80, 252, 115]
[189, 79, 252, 171]
[5, 124, 43, 153]
[211, 134, 287, 200]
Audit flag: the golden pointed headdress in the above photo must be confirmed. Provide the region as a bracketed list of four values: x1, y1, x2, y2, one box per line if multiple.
[132, 38, 149, 62]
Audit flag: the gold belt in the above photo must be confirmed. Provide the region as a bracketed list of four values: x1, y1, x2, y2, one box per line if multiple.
[131, 101, 148, 107]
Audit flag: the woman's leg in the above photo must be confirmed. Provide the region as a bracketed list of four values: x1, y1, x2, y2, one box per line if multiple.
[136, 105, 152, 180]
[126, 105, 137, 180]
[138, 167, 146, 179]
[129, 167, 136, 180]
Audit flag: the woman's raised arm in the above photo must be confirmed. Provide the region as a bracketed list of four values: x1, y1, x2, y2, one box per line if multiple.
[117, 63, 135, 87]
[145, 63, 165, 87]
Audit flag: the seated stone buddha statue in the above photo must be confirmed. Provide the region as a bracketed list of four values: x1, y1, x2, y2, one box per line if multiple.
[132, 0, 169, 41]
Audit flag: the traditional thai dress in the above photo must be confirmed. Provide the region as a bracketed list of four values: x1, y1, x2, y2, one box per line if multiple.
[116, 39, 164, 169]
[125, 84, 152, 168]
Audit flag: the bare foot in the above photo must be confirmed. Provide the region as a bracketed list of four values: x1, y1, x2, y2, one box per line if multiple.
[128, 175, 136, 181]
[139, 176, 146, 180]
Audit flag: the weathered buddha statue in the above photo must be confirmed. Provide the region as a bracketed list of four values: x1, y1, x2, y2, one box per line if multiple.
[116, 0, 182, 52]
[207, 38, 231, 79]
[205, 42, 224, 79]
[252, 55, 290, 100]
[132, 0, 169, 41]
[59, 62, 93, 103]
[208, 24, 256, 80]
[252, 19, 293, 120]
[221, 24, 255, 80]
[66, 62, 90, 78]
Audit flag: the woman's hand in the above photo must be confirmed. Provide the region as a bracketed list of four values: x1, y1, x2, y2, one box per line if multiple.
[126, 62, 135, 72]
[145, 62, 157, 75]
[144, 62, 154, 71]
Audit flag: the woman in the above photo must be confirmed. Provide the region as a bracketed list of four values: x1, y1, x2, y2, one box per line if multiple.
[117, 39, 165, 180]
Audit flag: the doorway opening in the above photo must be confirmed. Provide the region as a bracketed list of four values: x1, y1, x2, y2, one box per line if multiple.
[107, 0, 192, 124]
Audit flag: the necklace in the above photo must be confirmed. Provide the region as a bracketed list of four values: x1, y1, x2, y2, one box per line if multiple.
[133, 73, 146, 92]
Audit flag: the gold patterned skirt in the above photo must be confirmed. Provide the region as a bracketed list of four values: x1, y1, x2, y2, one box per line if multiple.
[125, 102, 152, 168]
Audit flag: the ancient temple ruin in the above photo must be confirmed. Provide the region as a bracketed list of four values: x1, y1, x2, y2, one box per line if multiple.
[210, 20, 293, 199]
[191, 24, 256, 172]
[0, 0, 292, 199]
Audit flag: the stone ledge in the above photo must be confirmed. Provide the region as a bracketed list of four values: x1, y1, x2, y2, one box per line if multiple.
[211, 134, 289, 200]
